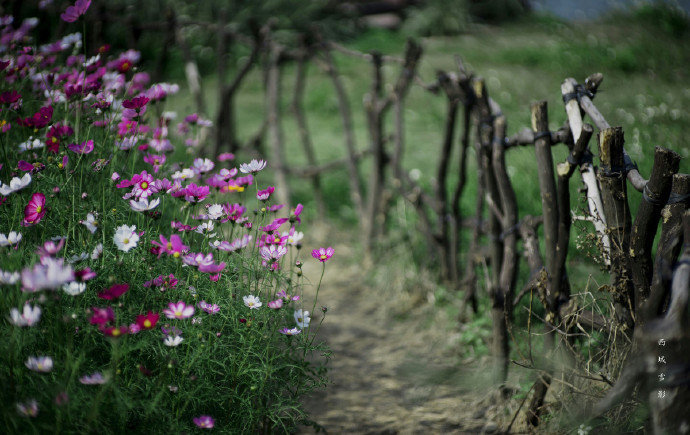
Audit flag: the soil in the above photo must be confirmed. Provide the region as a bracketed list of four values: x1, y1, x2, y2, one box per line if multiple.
[298, 229, 525, 434]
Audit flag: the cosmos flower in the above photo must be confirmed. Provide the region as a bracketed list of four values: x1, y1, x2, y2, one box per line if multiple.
[0, 173, 31, 196]
[81, 212, 98, 233]
[98, 283, 129, 300]
[79, 372, 107, 385]
[61, 0, 91, 22]
[163, 301, 195, 319]
[294, 309, 311, 329]
[89, 306, 114, 326]
[62, 281, 86, 295]
[257, 186, 275, 201]
[243, 295, 262, 310]
[67, 139, 94, 154]
[16, 399, 39, 417]
[113, 224, 139, 252]
[129, 197, 160, 212]
[311, 247, 334, 263]
[21, 257, 74, 292]
[0, 270, 20, 285]
[25, 356, 53, 373]
[239, 159, 266, 174]
[36, 237, 65, 256]
[23, 192, 46, 226]
[0, 231, 22, 247]
[268, 299, 283, 310]
[135, 311, 159, 330]
[279, 327, 301, 336]
[163, 334, 183, 347]
[193, 415, 215, 429]
[9, 303, 42, 327]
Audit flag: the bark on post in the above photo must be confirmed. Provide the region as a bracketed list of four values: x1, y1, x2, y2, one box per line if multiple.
[266, 43, 291, 207]
[491, 115, 517, 387]
[630, 147, 681, 322]
[531, 101, 559, 275]
[597, 127, 634, 331]
[291, 45, 326, 217]
[643, 173, 690, 321]
[436, 71, 462, 282]
[317, 46, 364, 216]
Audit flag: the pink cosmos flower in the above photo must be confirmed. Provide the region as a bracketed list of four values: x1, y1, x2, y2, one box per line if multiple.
[36, 238, 65, 257]
[97, 283, 129, 300]
[21, 257, 74, 292]
[174, 183, 209, 203]
[67, 139, 94, 154]
[163, 301, 195, 319]
[257, 186, 275, 201]
[312, 247, 334, 263]
[279, 327, 301, 336]
[268, 299, 283, 309]
[260, 245, 288, 263]
[217, 152, 234, 161]
[193, 415, 215, 429]
[61, 0, 91, 22]
[79, 372, 107, 385]
[151, 234, 188, 258]
[259, 217, 288, 233]
[290, 204, 304, 224]
[89, 307, 114, 326]
[23, 192, 46, 226]
[143, 154, 166, 173]
[135, 311, 159, 330]
[198, 300, 220, 314]
[212, 235, 252, 252]
[101, 325, 129, 337]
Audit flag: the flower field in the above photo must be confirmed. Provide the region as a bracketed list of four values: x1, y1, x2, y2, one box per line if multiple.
[0, 5, 329, 432]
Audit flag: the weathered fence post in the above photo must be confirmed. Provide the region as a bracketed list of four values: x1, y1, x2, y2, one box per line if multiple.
[630, 147, 681, 322]
[597, 127, 634, 332]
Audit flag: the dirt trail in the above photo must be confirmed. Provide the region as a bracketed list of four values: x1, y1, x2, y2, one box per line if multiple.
[299, 232, 512, 434]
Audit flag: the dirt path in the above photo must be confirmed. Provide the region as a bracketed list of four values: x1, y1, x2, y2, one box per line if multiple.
[299, 234, 511, 434]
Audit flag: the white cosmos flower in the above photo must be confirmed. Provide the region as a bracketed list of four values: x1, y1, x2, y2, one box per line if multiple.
[163, 335, 184, 347]
[9, 303, 42, 327]
[0, 270, 20, 285]
[18, 137, 44, 152]
[66, 252, 89, 264]
[113, 224, 139, 252]
[283, 230, 304, 246]
[62, 281, 86, 296]
[206, 204, 223, 220]
[243, 295, 262, 309]
[195, 221, 215, 235]
[129, 197, 160, 212]
[81, 212, 98, 234]
[0, 231, 22, 247]
[0, 173, 31, 196]
[90, 243, 103, 260]
[239, 159, 266, 174]
[25, 356, 53, 372]
[294, 309, 311, 329]
[171, 168, 194, 180]
[21, 257, 74, 292]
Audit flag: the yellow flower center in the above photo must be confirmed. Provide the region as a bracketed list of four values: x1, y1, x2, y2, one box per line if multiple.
[123, 238, 130, 244]
[58, 163, 63, 169]
[111, 329, 121, 337]
[166, 242, 172, 250]
[141, 181, 148, 189]
[143, 320, 151, 328]
[320, 254, 327, 260]
[122, 61, 130, 71]
[173, 252, 180, 258]
[35, 205, 42, 213]
[51, 137, 57, 143]
[0, 120, 6, 126]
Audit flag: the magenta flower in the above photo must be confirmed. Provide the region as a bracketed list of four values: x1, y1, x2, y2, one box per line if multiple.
[67, 139, 94, 154]
[193, 415, 215, 429]
[163, 301, 195, 319]
[198, 300, 220, 314]
[89, 307, 114, 326]
[268, 299, 283, 310]
[217, 152, 234, 161]
[290, 204, 304, 224]
[97, 283, 129, 300]
[61, 0, 91, 22]
[257, 186, 275, 201]
[259, 217, 288, 233]
[151, 234, 188, 258]
[36, 238, 65, 257]
[23, 192, 46, 226]
[311, 247, 334, 263]
[279, 327, 301, 336]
